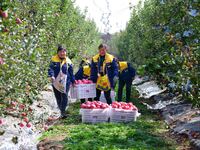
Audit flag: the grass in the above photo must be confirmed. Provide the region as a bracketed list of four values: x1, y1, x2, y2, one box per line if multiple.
[39, 88, 177, 150]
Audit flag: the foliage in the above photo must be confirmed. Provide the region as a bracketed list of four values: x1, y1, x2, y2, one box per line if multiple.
[116, 0, 200, 106]
[0, 0, 101, 115]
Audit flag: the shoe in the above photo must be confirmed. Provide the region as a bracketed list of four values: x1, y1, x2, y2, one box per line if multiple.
[60, 112, 67, 119]
[60, 115, 67, 119]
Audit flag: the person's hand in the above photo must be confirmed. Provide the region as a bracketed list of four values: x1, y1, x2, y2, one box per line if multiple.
[113, 76, 118, 83]
[113, 76, 118, 88]
[71, 82, 76, 87]
[50, 76, 55, 83]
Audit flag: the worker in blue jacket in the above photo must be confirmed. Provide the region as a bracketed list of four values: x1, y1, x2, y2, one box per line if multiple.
[90, 44, 118, 105]
[117, 60, 136, 102]
[75, 58, 91, 80]
[75, 59, 92, 103]
[48, 46, 75, 119]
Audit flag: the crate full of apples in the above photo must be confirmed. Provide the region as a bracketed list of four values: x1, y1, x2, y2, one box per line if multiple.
[80, 101, 110, 123]
[110, 102, 140, 123]
[70, 79, 96, 99]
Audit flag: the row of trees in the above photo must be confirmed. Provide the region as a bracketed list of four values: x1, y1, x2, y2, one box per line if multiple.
[0, 0, 101, 115]
[113, 0, 199, 106]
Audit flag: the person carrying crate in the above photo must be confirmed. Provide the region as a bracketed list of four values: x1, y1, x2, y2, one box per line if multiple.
[90, 44, 118, 105]
[117, 59, 136, 103]
[75, 58, 93, 103]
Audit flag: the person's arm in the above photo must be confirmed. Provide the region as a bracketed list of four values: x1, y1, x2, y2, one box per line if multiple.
[111, 58, 119, 89]
[68, 64, 75, 84]
[128, 63, 136, 78]
[112, 58, 119, 78]
[79, 60, 85, 68]
[75, 67, 83, 80]
[48, 61, 55, 82]
[90, 59, 97, 83]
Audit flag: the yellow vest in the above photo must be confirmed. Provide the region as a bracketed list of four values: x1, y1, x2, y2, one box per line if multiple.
[83, 65, 91, 77]
[119, 61, 128, 72]
[51, 55, 72, 67]
[92, 53, 114, 74]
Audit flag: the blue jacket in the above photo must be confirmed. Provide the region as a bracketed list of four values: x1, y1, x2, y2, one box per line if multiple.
[48, 55, 75, 87]
[75, 65, 91, 80]
[118, 61, 136, 82]
[90, 53, 118, 88]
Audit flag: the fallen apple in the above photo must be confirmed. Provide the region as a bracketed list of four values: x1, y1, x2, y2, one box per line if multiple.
[0, 119, 3, 125]
[19, 123, 24, 128]
[23, 117, 29, 123]
[16, 18, 22, 24]
[26, 123, 31, 128]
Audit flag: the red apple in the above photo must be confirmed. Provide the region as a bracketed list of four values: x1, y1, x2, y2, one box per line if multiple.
[78, 80, 83, 84]
[26, 123, 31, 128]
[11, 101, 17, 107]
[112, 104, 118, 108]
[88, 104, 92, 109]
[0, 119, 3, 125]
[19, 123, 24, 128]
[21, 112, 27, 117]
[82, 79, 87, 83]
[100, 104, 107, 109]
[81, 103, 87, 108]
[16, 18, 22, 24]
[1, 11, 8, 19]
[19, 104, 25, 110]
[117, 103, 121, 108]
[3, 28, 9, 32]
[85, 101, 92, 105]
[90, 104, 96, 109]
[23, 117, 29, 123]
[87, 80, 93, 84]
[122, 105, 127, 109]
[96, 105, 101, 109]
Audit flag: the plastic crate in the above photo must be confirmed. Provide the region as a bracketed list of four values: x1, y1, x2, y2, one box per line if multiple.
[110, 108, 139, 123]
[80, 108, 109, 123]
[70, 83, 96, 99]
[100, 90, 115, 103]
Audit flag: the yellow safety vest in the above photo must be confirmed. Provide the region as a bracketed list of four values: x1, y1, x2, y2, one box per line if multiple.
[83, 65, 91, 77]
[119, 61, 128, 72]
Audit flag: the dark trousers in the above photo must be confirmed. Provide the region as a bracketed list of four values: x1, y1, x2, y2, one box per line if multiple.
[53, 86, 69, 114]
[117, 79, 133, 103]
[95, 88, 112, 105]
[80, 98, 92, 103]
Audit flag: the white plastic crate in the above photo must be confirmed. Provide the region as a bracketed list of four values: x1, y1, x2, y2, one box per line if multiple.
[70, 83, 96, 99]
[80, 108, 109, 123]
[110, 108, 139, 123]
[100, 90, 115, 103]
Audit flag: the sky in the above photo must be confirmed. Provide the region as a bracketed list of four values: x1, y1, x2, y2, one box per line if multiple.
[74, 0, 141, 33]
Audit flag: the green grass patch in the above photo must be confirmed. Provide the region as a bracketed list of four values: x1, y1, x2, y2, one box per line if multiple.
[39, 91, 177, 150]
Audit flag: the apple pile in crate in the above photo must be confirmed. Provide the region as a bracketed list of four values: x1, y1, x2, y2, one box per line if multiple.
[74, 79, 93, 84]
[70, 79, 96, 99]
[80, 101, 110, 123]
[110, 102, 140, 123]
